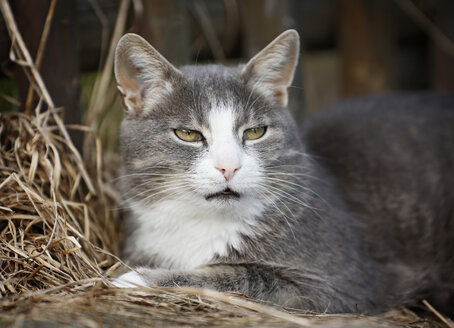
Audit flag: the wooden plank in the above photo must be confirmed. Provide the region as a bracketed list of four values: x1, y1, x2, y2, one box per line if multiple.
[339, 0, 393, 98]
[303, 51, 340, 117]
[138, 0, 190, 66]
[430, 0, 454, 93]
[12, 0, 82, 148]
[239, 0, 288, 58]
[239, 0, 304, 123]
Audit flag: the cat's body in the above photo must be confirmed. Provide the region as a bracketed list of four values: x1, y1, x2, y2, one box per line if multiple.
[303, 94, 454, 313]
[113, 30, 454, 315]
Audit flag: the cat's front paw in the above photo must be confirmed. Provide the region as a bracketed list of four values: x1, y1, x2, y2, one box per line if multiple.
[112, 270, 147, 288]
[112, 268, 173, 288]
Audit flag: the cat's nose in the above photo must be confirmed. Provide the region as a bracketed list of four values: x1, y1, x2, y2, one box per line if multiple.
[216, 166, 241, 181]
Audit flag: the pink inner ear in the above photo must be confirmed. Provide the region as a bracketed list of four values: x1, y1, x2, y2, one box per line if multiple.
[274, 88, 284, 100]
[119, 93, 129, 112]
[118, 89, 144, 115]
[273, 87, 289, 107]
[128, 95, 138, 106]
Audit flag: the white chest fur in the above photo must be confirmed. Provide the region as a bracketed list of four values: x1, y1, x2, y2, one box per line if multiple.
[129, 197, 261, 270]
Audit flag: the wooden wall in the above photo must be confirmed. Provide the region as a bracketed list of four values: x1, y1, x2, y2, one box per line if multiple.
[0, 0, 453, 126]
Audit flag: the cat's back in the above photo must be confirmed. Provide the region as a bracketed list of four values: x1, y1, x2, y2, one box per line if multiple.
[303, 93, 454, 178]
[303, 93, 454, 152]
[302, 93, 454, 271]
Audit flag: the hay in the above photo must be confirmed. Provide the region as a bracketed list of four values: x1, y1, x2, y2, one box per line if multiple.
[0, 0, 120, 299]
[0, 110, 121, 294]
[0, 0, 452, 327]
[0, 286, 447, 328]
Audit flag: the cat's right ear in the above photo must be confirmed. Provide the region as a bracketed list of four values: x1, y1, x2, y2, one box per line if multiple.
[114, 33, 181, 115]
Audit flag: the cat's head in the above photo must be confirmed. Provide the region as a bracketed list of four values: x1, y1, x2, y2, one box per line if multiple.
[115, 30, 304, 217]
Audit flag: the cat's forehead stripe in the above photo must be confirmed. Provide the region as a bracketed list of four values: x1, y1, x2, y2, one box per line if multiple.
[208, 102, 237, 138]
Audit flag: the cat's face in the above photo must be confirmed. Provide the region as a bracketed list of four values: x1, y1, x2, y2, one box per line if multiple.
[115, 31, 302, 217]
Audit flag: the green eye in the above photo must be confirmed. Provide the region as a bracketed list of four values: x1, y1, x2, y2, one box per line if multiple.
[243, 127, 267, 141]
[175, 129, 204, 142]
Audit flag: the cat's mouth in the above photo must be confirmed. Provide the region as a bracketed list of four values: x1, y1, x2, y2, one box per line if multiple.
[205, 188, 240, 201]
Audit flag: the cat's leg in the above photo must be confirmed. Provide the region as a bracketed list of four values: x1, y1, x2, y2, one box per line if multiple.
[112, 263, 357, 312]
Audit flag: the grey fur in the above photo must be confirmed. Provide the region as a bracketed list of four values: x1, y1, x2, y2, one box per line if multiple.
[115, 30, 454, 315]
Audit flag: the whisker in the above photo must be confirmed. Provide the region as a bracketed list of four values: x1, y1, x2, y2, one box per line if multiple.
[288, 85, 304, 90]
[264, 182, 328, 222]
[114, 172, 188, 180]
[262, 184, 319, 211]
[122, 176, 192, 191]
[263, 176, 313, 191]
[115, 186, 192, 211]
[262, 177, 328, 205]
[263, 170, 327, 184]
[258, 190, 298, 240]
[121, 181, 192, 205]
[260, 189, 297, 222]
[157, 184, 205, 205]
[122, 181, 192, 201]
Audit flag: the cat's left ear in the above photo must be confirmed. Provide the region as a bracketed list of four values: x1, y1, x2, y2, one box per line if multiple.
[242, 30, 300, 107]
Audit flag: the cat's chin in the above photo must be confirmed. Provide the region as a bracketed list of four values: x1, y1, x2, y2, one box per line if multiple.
[205, 188, 240, 202]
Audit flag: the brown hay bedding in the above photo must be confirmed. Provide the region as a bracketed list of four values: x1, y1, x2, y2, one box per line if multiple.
[0, 111, 120, 295]
[0, 287, 446, 328]
[0, 113, 450, 328]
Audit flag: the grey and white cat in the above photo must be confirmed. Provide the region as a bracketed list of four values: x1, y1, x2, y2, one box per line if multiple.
[112, 30, 454, 315]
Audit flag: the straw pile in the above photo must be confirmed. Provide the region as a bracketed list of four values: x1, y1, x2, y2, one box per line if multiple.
[0, 0, 452, 327]
[2, 287, 446, 328]
[0, 110, 121, 295]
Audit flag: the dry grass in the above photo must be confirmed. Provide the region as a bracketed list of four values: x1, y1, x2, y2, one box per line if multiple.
[0, 110, 121, 295]
[0, 0, 453, 327]
[0, 284, 448, 328]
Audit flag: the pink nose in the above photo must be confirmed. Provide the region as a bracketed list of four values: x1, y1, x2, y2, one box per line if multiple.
[216, 166, 240, 181]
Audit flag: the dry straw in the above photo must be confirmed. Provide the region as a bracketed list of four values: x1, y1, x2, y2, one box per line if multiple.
[0, 109, 121, 294]
[0, 0, 121, 296]
[0, 0, 452, 327]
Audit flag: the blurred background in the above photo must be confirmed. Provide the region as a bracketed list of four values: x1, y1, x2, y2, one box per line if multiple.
[0, 0, 453, 152]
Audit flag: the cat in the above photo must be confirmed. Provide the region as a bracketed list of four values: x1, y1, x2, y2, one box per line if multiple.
[112, 29, 454, 315]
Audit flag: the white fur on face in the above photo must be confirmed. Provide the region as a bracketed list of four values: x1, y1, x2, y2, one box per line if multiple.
[208, 109, 242, 180]
[127, 102, 268, 270]
[194, 103, 265, 200]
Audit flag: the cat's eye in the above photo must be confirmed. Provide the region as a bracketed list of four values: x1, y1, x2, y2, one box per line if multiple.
[243, 127, 267, 141]
[175, 129, 204, 142]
